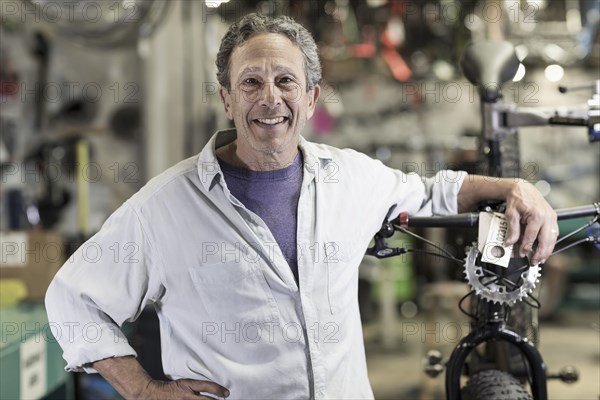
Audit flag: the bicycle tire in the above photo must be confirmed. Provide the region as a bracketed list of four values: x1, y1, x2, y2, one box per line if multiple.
[462, 369, 533, 400]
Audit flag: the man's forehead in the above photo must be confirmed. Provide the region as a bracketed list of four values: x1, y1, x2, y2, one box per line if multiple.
[239, 65, 298, 75]
[229, 34, 305, 76]
[231, 34, 302, 60]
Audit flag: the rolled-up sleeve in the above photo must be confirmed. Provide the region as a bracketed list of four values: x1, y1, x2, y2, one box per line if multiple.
[45, 202, 163, 372]
[418, 170, 468, 216]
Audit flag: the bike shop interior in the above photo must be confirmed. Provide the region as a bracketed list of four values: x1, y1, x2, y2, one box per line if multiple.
[0, 1, 598, 399]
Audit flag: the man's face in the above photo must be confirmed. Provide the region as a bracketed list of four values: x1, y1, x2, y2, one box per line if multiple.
[220, 33, 320, 157]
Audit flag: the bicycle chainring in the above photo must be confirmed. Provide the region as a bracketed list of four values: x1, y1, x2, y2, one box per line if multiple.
[463, 244, 540, 305]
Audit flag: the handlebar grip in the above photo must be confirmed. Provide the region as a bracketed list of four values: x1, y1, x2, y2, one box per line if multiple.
[402, 212, 480, 228]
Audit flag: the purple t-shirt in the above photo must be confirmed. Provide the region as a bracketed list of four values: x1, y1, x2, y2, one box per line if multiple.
[218, 152, 303, 282]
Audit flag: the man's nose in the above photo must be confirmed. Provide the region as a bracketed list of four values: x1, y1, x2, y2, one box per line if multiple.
[258, 82, 282, 108]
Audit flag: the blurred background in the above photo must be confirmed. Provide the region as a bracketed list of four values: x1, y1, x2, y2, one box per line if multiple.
[0, 0, 598, 399]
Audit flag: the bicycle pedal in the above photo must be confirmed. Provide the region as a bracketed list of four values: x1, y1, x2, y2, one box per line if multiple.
[423, 350, 445, 378]
[547, 366, 579, 384]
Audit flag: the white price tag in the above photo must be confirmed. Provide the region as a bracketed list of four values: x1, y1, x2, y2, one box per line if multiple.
[478, 212, 513, 268]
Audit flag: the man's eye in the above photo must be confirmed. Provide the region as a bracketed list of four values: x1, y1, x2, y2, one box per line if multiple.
[278, 77, 294, 84]
[243, 78, 259, 85]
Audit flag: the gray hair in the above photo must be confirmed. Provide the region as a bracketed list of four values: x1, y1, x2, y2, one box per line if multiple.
[216, 13, 322, 91]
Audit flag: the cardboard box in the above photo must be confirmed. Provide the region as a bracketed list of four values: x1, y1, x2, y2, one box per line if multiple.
[0, 230, 64, 301]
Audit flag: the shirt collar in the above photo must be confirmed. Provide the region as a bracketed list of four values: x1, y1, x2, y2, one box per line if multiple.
[297, 135, 333, 178]
[197, 129, 333, 192]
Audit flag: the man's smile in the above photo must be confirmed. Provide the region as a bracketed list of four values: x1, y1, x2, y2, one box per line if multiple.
[253, 116, 290, 127]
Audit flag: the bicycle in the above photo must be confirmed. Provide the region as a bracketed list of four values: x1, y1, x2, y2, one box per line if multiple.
[367, 202, 599, 400]
[461, 38, 599, 378]
[366, 39, 599, 400]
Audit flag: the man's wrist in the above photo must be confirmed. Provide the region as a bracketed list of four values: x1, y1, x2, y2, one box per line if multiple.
[92, 356, 153, 400]
[458, 175, 524, 212]
[501, 177, 521, 196]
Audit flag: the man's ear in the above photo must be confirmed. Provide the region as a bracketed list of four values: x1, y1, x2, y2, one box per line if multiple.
[305, 84, 321, 120]
[219, 87, 234, 120]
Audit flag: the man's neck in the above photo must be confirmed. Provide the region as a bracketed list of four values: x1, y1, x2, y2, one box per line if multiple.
[216, 140, 299, 171]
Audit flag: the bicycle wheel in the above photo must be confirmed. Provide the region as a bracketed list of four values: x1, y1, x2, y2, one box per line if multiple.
[462, 369, 532, 400]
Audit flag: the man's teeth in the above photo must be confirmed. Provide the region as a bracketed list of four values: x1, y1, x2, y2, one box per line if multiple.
[257, 117, 285, 125]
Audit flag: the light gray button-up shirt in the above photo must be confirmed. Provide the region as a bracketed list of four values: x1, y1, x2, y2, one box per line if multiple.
[46, 129, 467, 399]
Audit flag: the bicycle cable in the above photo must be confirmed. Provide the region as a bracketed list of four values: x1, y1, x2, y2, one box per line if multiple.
[479, 264, 527, 292]
[482, 269, 520, 290]
[396, 226, 463, 263]
[522, 294, 541, 309]
[555, 215, 598, 245]
[458, 290, 478, 320]
[552, 236, 597, 256]
[405, 249, 464, 264]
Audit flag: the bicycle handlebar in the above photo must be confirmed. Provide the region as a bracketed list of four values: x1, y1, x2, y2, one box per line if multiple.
[397, 203, 600, 229]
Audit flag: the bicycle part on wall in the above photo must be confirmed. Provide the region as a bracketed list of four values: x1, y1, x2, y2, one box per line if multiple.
[463, 245, 541, 305]
[26, 0, 170, 47]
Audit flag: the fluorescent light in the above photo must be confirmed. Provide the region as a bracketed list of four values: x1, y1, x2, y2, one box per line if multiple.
[544, 64, 564, 82]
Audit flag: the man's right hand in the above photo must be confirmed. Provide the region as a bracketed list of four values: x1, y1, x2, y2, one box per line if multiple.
[139, 379, 230, 400]
[92, 356, 229, 400]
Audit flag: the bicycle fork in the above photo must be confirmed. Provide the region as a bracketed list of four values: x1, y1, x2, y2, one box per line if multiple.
[444, 322, 548, 400]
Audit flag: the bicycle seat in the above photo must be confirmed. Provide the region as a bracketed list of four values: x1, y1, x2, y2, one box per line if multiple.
[460, 41, 520, 103]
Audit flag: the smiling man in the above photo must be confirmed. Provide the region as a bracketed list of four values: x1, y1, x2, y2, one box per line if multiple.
[218, 32, 318, 165]
[46, 13, 557, 400]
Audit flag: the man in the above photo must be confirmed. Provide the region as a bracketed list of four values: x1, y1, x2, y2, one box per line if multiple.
[46, 13, 557, 400]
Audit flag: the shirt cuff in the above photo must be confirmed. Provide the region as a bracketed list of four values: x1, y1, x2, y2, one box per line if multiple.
[62, 323, 137, 373]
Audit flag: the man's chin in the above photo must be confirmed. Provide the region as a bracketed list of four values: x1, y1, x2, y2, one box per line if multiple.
[255, 141, 289, 155]
[251, 134, 298, 155]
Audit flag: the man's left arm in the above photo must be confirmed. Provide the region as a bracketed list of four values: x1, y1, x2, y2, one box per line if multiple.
[457, 175, 558, 265]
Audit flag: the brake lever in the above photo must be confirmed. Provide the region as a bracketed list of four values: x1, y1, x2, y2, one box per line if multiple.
[365, 207, 408, 259]
[365, 235, 407, 259]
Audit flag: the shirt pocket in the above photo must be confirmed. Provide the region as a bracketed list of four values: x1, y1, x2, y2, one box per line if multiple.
[189, 262, 279, 324]
[324, 240, 362, 315]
